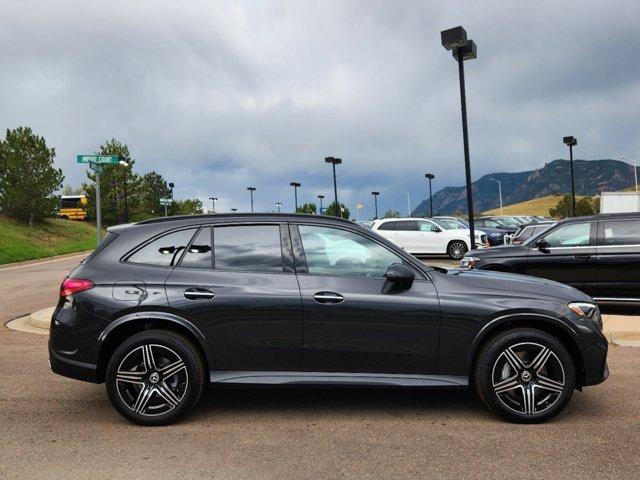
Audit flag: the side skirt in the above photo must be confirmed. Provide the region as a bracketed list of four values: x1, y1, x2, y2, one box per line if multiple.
[209, 371, 469, 388]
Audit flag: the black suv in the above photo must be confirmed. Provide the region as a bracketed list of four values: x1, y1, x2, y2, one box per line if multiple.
[461, 213, 640, 302]
[50, 214, 608, 425]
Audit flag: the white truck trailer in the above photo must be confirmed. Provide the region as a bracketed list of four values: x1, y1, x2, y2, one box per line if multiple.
[600, 191, 640, 213]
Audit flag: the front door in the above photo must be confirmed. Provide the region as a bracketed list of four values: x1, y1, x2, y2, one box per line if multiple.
[524, 221, 598, 294]
[292, 224, 441, 375]
[165, 223, 302, 372]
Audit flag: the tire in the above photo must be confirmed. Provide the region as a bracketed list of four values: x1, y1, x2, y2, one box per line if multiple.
[473, 328, 575, 423]
[105, 330, 205, 426]
[447, 240, 468, 260]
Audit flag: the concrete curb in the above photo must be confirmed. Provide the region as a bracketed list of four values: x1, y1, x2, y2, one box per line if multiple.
[5, 307, 54, 336]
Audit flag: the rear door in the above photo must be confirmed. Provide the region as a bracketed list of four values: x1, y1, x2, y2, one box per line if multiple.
[392, 220, 419, 252]
[523, 221, 598, 294]
[595, 217, 640, 298]
[165, 223, 303, 372]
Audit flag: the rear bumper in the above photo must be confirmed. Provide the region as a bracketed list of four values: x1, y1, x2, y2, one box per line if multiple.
[49, 344, 99, 383]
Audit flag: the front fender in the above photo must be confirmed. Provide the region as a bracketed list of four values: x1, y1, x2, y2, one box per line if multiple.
[463, 312, 586, 375]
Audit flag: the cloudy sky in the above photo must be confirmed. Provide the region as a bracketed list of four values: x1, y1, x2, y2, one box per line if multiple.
[2, 0, 639, 217]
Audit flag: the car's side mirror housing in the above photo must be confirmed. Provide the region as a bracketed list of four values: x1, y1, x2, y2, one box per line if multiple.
[536, 240, 550, 252]
[384, 263, 415, 290]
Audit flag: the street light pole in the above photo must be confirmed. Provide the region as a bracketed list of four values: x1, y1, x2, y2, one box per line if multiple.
[425, 173, 435, 217]
[371, 191, 380, 219]
[247, 187, 256, 212]
[209, 197, 218, 214]
[317, 195, 324, 214]
[491, 179, 503, 215]
[563, 136, 578, 217]
[441, 26, 477, 250]
[275, 202, 282, 213]
[290, 182, 301, 212]
[325, 157, 342, 217]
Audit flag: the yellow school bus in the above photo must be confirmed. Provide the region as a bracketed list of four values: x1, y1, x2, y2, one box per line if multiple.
[57, 195, 88, 221]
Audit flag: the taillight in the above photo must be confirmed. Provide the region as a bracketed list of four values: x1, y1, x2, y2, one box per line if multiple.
[60, 278, 94, 297]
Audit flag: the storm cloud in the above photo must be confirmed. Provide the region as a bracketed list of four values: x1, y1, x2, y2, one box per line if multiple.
[1, 0, 639, 217]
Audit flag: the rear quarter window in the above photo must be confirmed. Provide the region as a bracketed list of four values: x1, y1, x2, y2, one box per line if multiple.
[126, 228, 198, 267]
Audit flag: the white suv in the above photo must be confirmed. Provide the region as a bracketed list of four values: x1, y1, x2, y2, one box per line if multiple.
[372, 217, 486, 259]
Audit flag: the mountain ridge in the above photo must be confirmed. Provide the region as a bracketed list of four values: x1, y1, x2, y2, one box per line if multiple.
[411, 159, 635, 216]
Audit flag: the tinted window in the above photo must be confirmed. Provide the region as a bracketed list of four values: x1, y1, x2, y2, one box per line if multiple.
[602, 220, 640, 246]
[214, 225, 283, 272]
[180, 228, 212, 269]
[377, 221, 396, 231]
[542, 222, 592, 248]
[299, 225, 404, 278]
[516, 226, 535, 240]
[128, 229, 197, 267]
[395, 221, 418, 231]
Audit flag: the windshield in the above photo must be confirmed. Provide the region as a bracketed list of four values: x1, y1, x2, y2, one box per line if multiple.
[433, 219, 467, 230]
[495, 217, 521, 228]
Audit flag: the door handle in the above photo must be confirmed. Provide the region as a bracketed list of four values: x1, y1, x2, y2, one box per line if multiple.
[313, 292, 345, 304]
[574, 254, 591, 261]
[184, 288, 215, 300]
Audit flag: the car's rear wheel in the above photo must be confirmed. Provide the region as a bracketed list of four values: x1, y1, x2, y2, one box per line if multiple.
[447, 240, 468, 260]
[474, 328, 575, 423]
[106, 330, 205, 426]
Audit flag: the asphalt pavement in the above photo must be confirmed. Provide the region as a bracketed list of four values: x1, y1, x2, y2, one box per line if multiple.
[1, 253, 639, 479]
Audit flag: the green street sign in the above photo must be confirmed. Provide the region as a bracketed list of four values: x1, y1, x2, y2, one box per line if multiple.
[77, 155, 119, 164]
[89, 162, 103, 174]
[159, 197, 172, 205]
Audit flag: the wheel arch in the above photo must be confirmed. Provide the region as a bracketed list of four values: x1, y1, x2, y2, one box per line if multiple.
[465, 314, 587, 388]
[95, 312, 214, 383]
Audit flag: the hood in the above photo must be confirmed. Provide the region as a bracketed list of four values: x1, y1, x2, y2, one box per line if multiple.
[446, 268, 593, 303]
[465, 243, 529, 259]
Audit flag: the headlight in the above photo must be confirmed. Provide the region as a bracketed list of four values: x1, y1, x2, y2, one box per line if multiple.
[460, 256, 480, 269]
[568, 302, 598, 319]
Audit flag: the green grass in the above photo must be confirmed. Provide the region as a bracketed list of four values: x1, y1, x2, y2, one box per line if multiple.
[482, 194, 576, 217]
[0, 216, 99, 264]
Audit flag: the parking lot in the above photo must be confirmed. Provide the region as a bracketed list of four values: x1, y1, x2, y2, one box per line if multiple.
[1, 254, 639, 479]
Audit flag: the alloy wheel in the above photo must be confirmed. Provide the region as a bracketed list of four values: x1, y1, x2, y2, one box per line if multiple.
[448, 241, 467, 260]
[115, 344, 188, 416]
[491, 342, 565, 416]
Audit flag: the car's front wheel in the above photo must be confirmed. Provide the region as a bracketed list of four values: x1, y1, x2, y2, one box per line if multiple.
[447, 240, 468, 260]
[105, 330, 205, 426]
[474, 328, 575, 423]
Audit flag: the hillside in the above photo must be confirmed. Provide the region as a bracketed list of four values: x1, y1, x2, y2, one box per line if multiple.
[0, 216, 97, 264]
[412, 159, 635, 216]
[482, 194, 569, 216]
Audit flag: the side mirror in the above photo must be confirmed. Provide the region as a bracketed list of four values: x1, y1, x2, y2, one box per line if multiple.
[384, 263, 415, 290]
[536, 240, 550, 252]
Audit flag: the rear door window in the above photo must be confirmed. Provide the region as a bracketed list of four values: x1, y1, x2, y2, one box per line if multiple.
[127, 228, 197, 267]
[214, 225, 284, 272]
[601, 219, 640, 246]
[180, 227, 213, 269]
[394, 221, 418, 231]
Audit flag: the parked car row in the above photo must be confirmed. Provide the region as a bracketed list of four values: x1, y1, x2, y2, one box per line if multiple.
[460, 212, 640, 303]
[371, 217, 488, 259]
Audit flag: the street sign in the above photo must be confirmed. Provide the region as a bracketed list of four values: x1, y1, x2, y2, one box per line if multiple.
[89, 162, 103, 174]
[159, 197, 172, 205]
[76, 155, 119, 164]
